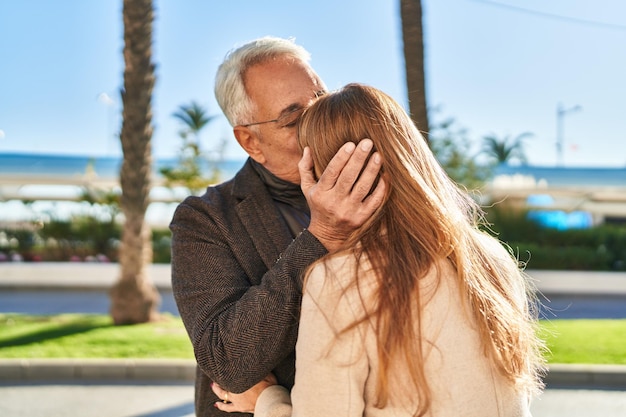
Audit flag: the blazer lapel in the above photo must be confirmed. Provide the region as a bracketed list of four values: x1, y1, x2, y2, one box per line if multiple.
[232, 160, 294, 272]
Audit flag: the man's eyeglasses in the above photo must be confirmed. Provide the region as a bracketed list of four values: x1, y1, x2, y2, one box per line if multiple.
[240, 107, 305, 129]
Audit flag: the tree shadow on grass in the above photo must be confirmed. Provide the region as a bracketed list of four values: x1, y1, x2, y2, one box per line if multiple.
[0, 316, 113, 348]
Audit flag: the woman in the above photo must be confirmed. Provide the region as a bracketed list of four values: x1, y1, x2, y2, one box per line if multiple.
[213, 83, 546, 416]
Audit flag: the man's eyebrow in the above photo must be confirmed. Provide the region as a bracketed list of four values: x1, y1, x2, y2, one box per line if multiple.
[277, 91, 326, 118]
[277, 103, 304, 118]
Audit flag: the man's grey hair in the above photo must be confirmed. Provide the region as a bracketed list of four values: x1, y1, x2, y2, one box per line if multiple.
[214, 36, 312, 127]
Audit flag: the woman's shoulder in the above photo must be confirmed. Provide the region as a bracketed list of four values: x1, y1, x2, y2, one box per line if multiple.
[304, 251, 377, 310]
[308, 250, 374, 285]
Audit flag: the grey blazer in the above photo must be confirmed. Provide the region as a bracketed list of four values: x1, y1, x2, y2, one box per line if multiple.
[170, 159, 327, 417]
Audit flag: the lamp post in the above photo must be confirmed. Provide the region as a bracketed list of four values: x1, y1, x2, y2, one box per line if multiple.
[556, 102, 581, 166]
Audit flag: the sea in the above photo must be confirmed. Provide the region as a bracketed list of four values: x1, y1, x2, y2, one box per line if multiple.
[0, 153, 247, 227]
[0, 152, 245, 180]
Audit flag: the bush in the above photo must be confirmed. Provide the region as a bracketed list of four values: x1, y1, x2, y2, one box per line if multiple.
[36, 217, 121, 262]
[505, 242, 612, 270]
[152, 228, 172, 264]
[0, 219, 172, 264]
[485, 206, 626, 271]
[2, 205, 624, 270]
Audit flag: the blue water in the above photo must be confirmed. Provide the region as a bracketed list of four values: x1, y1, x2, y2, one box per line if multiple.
[0, 152, 246, 181]
[494, 164, 626, 187]
[3, 153, 625, 187]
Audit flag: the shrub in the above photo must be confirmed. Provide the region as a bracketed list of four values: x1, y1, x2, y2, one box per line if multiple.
[2, 205, 624, 270]
[0, 220, 172, 264]
[484, 206, 626, 271]
[152, 228, 172, 264]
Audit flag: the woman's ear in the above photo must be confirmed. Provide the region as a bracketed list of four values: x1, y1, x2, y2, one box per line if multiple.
[233, 126, 266, 164]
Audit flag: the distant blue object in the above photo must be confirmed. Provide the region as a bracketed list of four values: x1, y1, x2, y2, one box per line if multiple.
[527, 210, 592, 230]
[526, 194, 554, 206]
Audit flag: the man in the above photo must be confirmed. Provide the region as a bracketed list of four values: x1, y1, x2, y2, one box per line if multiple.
[170, 36, 385, 416]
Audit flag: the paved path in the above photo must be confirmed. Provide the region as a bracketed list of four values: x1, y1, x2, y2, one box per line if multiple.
[2, 264, 626, 319]
[0, 289, 181, 316]
[539, 293, 626, 319]
[4, 289, 626, 319]
[0, 381, 195, 417]
[1, 263, 626, 295]
[1, 382, 626, 417]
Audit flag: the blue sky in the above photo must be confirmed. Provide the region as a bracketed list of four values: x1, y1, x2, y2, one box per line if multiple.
[1, 0, 625, 167]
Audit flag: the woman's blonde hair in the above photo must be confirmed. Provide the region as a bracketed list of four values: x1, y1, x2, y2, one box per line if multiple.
[298, 83, 545, 416]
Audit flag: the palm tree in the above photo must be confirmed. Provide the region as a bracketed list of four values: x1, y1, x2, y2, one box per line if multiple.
[429, 116, 492, 190]
[109, 0, 160, 324]
[482, 132, 533, 165]
[172, 101, 216, 140]
[160, 101, 222, 194]
[400, 0, 429, 142]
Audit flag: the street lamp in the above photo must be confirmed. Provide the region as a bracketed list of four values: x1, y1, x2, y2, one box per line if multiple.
[556, 102, 581, 166]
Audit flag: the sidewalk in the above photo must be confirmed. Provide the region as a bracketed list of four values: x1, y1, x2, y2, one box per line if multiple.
[0, 263, 172, 291]
[2, 262, 626, 295]
[1, 263, 626, 389]
[1, 358, 625, 389]
[0, 358, 195, 382]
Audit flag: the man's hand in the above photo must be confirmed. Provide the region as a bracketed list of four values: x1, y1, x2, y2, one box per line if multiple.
[212, 373, 278, 413]
[300, 138, 385, 252]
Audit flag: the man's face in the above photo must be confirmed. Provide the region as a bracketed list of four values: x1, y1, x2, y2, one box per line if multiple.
[237, 56, 325, 184]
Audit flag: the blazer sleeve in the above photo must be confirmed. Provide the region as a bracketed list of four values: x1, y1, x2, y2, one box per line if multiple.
[170, 193, 327, 393]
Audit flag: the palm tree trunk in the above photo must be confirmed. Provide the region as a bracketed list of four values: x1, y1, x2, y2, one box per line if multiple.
[400, 0, 429, 142]
[110, 0, 160, 324]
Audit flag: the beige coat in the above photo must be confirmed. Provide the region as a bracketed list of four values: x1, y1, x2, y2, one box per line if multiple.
[255, 252, 532, 417]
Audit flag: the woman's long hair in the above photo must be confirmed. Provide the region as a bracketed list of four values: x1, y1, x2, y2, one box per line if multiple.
[297, 84, 545, 416]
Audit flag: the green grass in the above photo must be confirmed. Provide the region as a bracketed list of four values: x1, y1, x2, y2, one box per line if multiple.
[1, 314, 625, 365]
[0, 313, 193, 359]
[539, 319, 626, 365]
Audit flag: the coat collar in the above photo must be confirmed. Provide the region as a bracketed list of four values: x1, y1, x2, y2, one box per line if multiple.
[231, 158, 295, 268]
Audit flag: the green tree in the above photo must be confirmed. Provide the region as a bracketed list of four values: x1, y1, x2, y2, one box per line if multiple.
[109, 0, 160, 325]
[160, 101, 222, 194]
[79, 160, 122, 224]
[429, 116, 492, 190]
[481, 132, 533, 165]
[400, 0, 429, 141]
[78, 187, 121, 259]
[172, 101, 216, 138]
